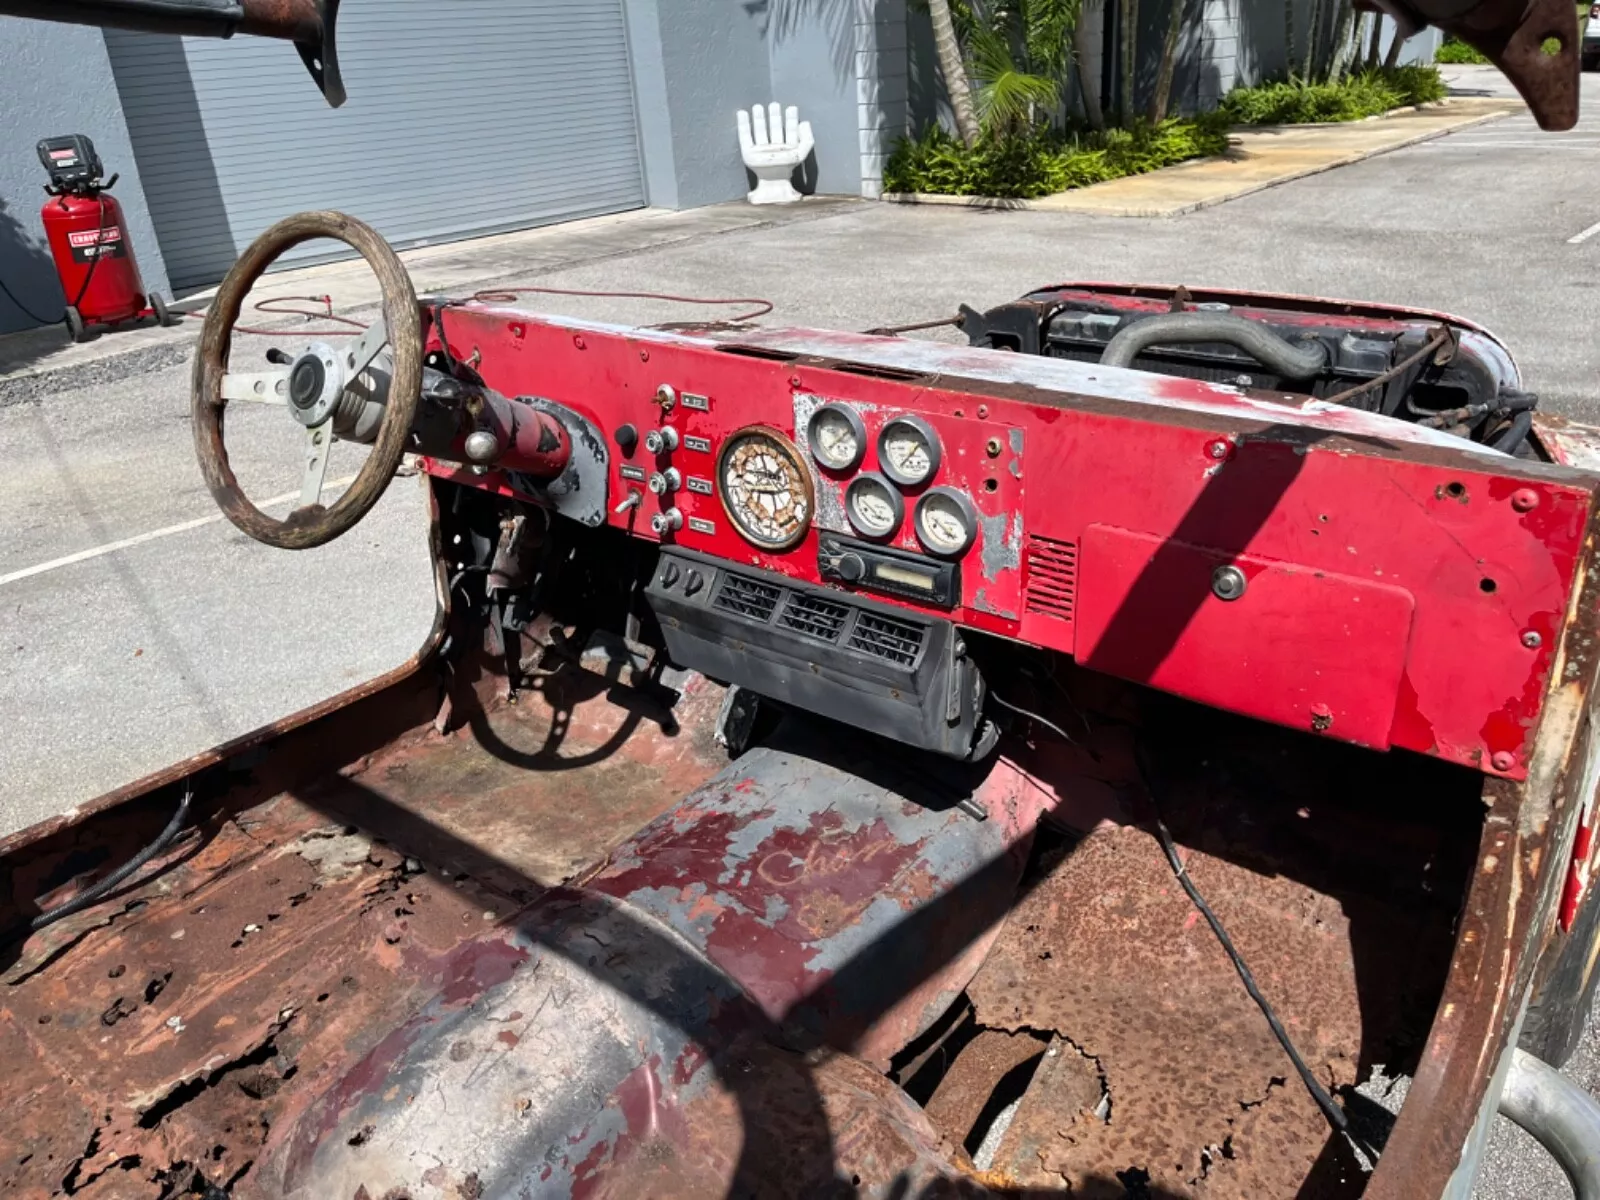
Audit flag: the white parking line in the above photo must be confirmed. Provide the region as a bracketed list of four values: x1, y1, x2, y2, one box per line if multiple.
[0, 477, 356, 587]
[1570, 220, 1600, 245]
[1422, 140, 1600, 148]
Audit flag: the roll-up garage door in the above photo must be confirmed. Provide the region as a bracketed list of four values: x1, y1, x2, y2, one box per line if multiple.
[105, 1, 645, 291]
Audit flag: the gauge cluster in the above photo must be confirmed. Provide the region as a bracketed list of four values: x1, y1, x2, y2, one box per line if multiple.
[802, 400, 992, 570]
[599, 374, 1022, 630]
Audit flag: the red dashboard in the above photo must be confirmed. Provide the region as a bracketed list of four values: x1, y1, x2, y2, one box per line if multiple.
[421, 303, 1599, 780]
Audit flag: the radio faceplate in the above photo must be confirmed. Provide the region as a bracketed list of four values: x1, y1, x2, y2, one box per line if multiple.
[817, 534, 960, 608]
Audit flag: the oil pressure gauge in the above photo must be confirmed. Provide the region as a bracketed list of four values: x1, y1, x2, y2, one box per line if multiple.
[913, 487, 978, 557]
[877, 415, 941, 487]
[845, 472, 904, 540]
[806, 402, 867, 471]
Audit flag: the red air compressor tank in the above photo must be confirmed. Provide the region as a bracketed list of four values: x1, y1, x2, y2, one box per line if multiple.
[36, 135, 173, 342]
[41, 192, 147, 326]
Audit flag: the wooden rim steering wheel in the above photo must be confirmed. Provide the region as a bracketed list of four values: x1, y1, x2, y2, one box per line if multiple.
[191, 211, 422, 550]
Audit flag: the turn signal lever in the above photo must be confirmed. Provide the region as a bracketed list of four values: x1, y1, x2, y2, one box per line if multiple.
[0, 0, 345, 107]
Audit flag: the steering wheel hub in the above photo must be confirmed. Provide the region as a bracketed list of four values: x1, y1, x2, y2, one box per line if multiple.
[286, 343, 344, 427]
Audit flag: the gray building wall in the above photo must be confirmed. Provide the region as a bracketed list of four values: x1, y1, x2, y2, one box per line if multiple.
[625, 0, 869, 208]
[0, 18, 168, 335]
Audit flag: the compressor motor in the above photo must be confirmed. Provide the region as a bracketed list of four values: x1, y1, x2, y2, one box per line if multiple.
[36, 134, 177, 342]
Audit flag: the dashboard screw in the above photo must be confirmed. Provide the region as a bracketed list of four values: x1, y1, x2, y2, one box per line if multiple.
[1491, 750, 1516, 772]
[985, 438, 1002, 458]
[1522, 630, 1542, 649]
[1211, 564, 1247, 601]
[1511, 488, 1539, 512]
[1208, 440, 1230, 460]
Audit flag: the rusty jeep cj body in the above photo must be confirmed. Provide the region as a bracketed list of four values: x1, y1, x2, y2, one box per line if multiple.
[6, 1, 1600, 1198]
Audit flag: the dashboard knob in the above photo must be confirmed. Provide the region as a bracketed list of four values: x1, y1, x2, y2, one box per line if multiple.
[661, 561, 681, 588]
[651, 508, 684, 535]
[614, 423, 639, 456]
[648, 467, 682, 495]
[836, 552, 866, 582]
[644, 426, 680, 454]
[684, 569, 704, 596]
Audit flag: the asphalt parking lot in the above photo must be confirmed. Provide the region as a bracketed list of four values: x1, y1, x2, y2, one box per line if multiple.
[1, 62, 1597, 1198]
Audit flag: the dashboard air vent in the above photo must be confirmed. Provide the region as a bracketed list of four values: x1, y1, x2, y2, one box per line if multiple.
[1025, 536, 1077, 623]
[713, 573, 782, 623]
[848, 612, 926, 666]
[780, 593, 851, 642]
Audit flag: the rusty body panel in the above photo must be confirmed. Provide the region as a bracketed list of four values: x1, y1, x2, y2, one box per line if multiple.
[1366, 505, 1600, 1197]
[587, 719, 1050, 1069]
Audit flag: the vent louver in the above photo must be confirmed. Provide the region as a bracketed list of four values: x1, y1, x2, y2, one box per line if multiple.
[1025, 536, 1077, 623]
[780, 593, 851, 642]
[713, 573, 782, 622]
[848, 612, 926, 666]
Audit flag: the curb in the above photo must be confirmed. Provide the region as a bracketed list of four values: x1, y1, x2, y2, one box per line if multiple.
[880, 102, 1517, 219]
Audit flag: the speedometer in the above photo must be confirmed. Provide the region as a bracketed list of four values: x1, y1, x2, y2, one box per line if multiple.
[913, 487, 978, 556]
[877, 416, 941, 487]
[717, 426, 814, 551]
[845, 473, 903, 539]
[806, 403, 867, 471]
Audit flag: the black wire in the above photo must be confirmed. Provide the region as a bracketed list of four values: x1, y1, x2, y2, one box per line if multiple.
[991, 692, 1376, 1158]
[31, 790, 193, 931]
[0, 272, 58, 325]
[0, 192, 114, 328]
[988, 691, 1078, 744]
[1135, 750, 1379, 1160]
[68, 193, 112, 312]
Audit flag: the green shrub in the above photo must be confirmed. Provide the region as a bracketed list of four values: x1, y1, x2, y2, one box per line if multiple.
[1217, 65, 1448, 125]
[1436, 36, 1490, 63]
[884, 116, 1229, 199]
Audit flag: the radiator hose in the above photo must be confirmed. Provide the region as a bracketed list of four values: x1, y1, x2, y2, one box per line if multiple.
[1100, 312, 1330, 381]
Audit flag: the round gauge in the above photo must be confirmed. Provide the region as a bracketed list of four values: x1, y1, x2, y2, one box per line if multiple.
[806, 403, 867, 472]
[845, 472, 904, 540]
[717, 426, 814, 551]
[913, 487, 979, 557]
[877, 415, 942, 487]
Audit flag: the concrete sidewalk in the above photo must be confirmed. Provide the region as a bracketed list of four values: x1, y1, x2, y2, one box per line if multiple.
[0, 197, 858, 402]
[886, 96, 1524, 218]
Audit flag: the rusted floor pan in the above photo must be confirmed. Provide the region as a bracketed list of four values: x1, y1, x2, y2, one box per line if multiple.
[0, 663, 1485, 1198]
[911, 695, 1484, 1198]
[0, 668, 730, 1199]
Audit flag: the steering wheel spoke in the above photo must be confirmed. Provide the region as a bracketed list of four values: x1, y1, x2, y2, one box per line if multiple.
[298, 421, 336, 510]
[343, 318, 389, 380]
[220, 368, 291, 405]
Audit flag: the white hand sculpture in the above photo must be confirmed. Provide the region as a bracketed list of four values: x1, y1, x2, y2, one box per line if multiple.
[736, 102, 814, 205]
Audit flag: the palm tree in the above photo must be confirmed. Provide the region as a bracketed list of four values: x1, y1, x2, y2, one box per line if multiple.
[1364, 11, 1383, 68]
[1147, 0, 1188, 122]
[1120, 0, 1139, 123]
[1284, 0, 1297, 78]
[1384, 27, 1408, 68]
[1326, 0, 1355, 83]
[970, 22, 1060, 136]
[929, 0, 982, 146]
[1075, 0, 1107, 128]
